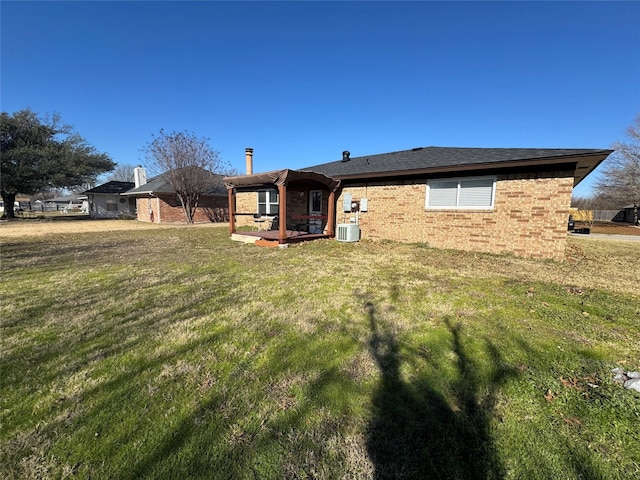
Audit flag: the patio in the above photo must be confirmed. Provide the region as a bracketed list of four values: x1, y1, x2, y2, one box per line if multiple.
[224, 168, 341, 247]
[230, 228, 331, 247]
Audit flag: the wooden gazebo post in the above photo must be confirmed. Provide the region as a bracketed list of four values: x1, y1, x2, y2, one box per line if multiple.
[278, 184, 287, 244]
[327, 190, 336, 237]
[227, 188, 236, 234]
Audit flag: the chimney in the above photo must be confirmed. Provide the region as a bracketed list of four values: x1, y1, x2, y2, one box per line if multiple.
[245, 148, 254, 175]
[134, 166, 147, 188]
[341, 150, 351, 162]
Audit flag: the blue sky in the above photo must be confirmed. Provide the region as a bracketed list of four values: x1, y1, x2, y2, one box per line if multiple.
[2, 1, 639, 196]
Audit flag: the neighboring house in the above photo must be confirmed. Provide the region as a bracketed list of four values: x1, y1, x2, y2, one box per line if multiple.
[613, 205, 639, 224]
[123, 168, 229, 223]
[226, 146, 611, 260]
[82, 181, 136, 218]
[1, 197, 33, 215]
[0, 200, 19, 214]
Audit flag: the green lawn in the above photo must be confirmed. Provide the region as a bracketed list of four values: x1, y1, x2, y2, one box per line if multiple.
[1, 223, 639, 479]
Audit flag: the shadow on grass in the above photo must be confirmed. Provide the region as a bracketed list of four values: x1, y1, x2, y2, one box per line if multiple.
[364, 299, 515, 479]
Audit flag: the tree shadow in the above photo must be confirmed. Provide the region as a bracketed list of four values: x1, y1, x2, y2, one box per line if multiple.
[364, 298, 516, 479]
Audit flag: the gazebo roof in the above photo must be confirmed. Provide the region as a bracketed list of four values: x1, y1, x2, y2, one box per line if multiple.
[223, 169, 340, 192]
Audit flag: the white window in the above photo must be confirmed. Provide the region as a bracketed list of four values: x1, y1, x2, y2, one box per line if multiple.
[106, 200, 119, 212]
[258, 189, 279, 215]
[426, 176, 496, 209]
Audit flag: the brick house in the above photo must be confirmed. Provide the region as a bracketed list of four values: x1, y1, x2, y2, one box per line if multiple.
[307, 147, 613, 260]
[124, 167, 229, 224]
[225, 147, 611, 259]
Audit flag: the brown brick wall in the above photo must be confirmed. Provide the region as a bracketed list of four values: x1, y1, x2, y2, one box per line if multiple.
[287, 190, 309, 217]
[136, 195, 228, 223]
[337, 170, 574, 260]
[235, 191, 257, 227]
[136, 197, 160, 223]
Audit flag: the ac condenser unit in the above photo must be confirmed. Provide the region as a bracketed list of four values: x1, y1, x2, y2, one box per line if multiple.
[336, 223, 360, 242]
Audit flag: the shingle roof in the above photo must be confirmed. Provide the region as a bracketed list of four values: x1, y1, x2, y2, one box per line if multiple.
[302, 146, 612, 184]
[123, 168, 227, 197]
[83, 181, 135, 195]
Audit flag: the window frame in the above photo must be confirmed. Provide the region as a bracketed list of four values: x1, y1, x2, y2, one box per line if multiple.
[106, 199, 119, 212]
[425, 175, 497, 210]
[257, 189, 279, 216]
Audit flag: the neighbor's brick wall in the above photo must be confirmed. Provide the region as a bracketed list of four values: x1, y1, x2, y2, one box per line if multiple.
[136, 197, 160, 223]
[136, 195, 228, 223]
[337, 170, 574, 260]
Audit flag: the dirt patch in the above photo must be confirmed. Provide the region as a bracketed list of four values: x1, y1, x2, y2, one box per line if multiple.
[576, 221, 640, 236]
[0, 218, 228, 238]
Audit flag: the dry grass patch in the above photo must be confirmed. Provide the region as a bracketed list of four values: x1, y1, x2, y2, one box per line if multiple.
[583, 221, 640, 236]
[0, 218, 228, 237]
[1, 225, 639, 479]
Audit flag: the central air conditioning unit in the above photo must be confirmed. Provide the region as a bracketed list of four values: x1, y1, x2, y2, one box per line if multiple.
[336, 223, 360, 242]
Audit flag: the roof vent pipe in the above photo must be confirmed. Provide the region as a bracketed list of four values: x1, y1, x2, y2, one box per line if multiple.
[245, 148, 253, 175]
[342, 150, 350, 162]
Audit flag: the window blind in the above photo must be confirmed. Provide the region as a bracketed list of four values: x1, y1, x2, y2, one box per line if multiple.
[426, 177, 495, 208]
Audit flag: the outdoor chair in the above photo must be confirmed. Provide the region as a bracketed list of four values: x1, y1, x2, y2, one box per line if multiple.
[253, 214, 266, 231]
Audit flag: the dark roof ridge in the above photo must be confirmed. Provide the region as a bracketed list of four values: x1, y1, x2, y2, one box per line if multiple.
[83, 180, 136, 194]
[302, 146, 613, 187]
[339, 145, 608, 157]
[123, 167, 227, 197]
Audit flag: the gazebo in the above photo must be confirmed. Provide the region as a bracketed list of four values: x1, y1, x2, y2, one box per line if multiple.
[223, 169, 341, 247]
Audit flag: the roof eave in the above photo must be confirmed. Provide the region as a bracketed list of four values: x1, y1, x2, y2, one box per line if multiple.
[121, 190, 156, 196]
[573, 151, 612, 187]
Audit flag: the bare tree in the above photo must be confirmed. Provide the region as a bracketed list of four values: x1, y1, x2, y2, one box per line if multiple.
[143, 129, 227, 223]
[108, 164, 136, 182]
[594, 114, 640, 225]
